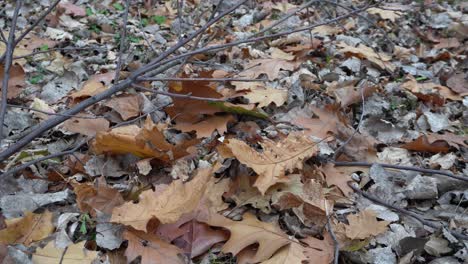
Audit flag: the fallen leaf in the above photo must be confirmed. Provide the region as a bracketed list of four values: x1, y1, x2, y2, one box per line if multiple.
[111, 167, 227, 231]
[401, 135, 450, 153]
[261, 243, 306, 264]
[124, 228, 186, 264]
[400, 75, 462, 103]
[337, 42, 395, 72]
[58, 1, 86, 17]
[174, 115, 234, 138]
[243, 87, 288, 108]
[433, 38, 460, 50]
[0, 64, 26, 99]
[226, 133, 318, 194]
[63, 117, 110, 136]
[239, 59, 299, 80]
[104, 94, 141, 120]
[70, 80, 107, 103]
[343, 209, 389, 240]
[32, 241, 98, 264]
[199, 212, 291, 263]
[446, 72, 468, 94]
[287, 104, 348, 140]
[301, 234, 335, 264]
[270, 47, 295, 61]
[367, 7, 402, 22]
[30, 98, 55, 120]
[319, 163, 353, 196]
[165, 73, 224, 123]
[93, 117, 196, 160]
[156, 214, 229, 257]
[73, 178, 125, 217]
[0, 211, 54, 246]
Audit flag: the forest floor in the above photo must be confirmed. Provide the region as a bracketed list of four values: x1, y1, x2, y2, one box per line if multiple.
[0, 0, 467, 263]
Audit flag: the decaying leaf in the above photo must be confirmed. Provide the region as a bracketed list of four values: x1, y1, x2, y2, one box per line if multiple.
[225, 133, 318, 194]
[93, 117, 197, 160]
[73, 178, 124, 217]
[400, 76, 462, 103]
[174, 115, 234, 138]
[104, 94, 141, 120]
[124, 228, 186, 264]
[63, 117, 110, 136]
[337, 42, 395, 72]
[111, 167, 229, 231]
[199, 212, 292, 263]
[0, 64, 26, 99]
[342, 209, 389, 240]
[319, 163, 354, 196]
[0, 211, 54, 246]
[401, 135, 450, 153]
[367, 8, 402, 22]
[243, 87, 288, 108]
[239, 59, 299, 80]
[32, 241, 98, 264]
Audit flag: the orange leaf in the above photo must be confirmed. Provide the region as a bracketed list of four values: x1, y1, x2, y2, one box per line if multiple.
[0, 211, 54, 246]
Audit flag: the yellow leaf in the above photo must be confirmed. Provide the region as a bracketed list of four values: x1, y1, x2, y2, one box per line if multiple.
[32, 241, 98, 264]
[226, 133, 318, 194]
[0, 211, 54, 246]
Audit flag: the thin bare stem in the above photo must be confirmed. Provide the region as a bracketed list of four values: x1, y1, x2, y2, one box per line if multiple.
[334, 161, 468, 182]
[7, 104, 101, 119]
[0, 0, 24, 144]
[114, 0, 131, 84]
[13, 47, 105, 60]
[137, 77, 267, 82]
[133, 84, 226, 102]
[348, 182, 468, 240]
[0, 30, 7, 43]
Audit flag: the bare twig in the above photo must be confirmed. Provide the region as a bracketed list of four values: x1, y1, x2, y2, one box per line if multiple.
[0, 0, 24, 144]
[14, 0, 61, 46]
[333, 161, 468, 182]
[133, 84, 226, 102]
[0, 30, 7, 43]
[13, 47, 105, 60]
[348, 181, 468, 241]
[137, 77, 267, 82]
[0, 2, 370, 164]
[114, 0, 131, 84]
[7, 104, 101, 119]
[326, 217, 340, 264]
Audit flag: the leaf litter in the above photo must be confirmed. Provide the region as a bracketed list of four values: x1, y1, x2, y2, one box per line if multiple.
[0, 0, 467, 263]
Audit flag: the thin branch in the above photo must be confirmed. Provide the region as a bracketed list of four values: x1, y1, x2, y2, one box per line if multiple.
[326, 217, 340, 264]
[114, 0, 131, 84]
[0, 30, 7, 43]
[137, 77, 267, 82]
[13, 47, 105, 60]
[333, 161, 468, 182]
[0, 0, 24, 144]
[0, 1, 368, 163]
[133, 84, 226, 102]
[7, 104, 101, 119]
[14, 0, 61, 46]
[348, 181, 468, 241]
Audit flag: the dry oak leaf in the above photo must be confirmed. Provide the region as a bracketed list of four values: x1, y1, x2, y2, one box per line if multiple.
[70, 80, 106, 103]
[199, 212, 292, 263]
[301, 234, 335, 264]
[287, 104, 348, 140]
[239, 59, 299, 80]
[367, 7, 402, 22]
[337, 42, 395, 72]
[343, 209, 389, 240]
[93, 117, 196, 160]
[319, 163, 354, 197]
[0, 211, 54, 246]
[174, 115, 235, 138]
[73, 178, 124, 217]
[124, 228, 185, 264]
[446, 72, 468, 94]
[400, 75, 462, 103]
[104, 94, 141, 120]
[156, 213, 229, 258]
[63, 117, 110, 136]
[261, 243, 306, 264]
[225, 133, 318, 194]
[32, 241, 98, 264]
[0, 64, 26, 99]
[111, 167, 227, 231]
[401, 135, 450, 154]
[243, 87, 288, 108]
